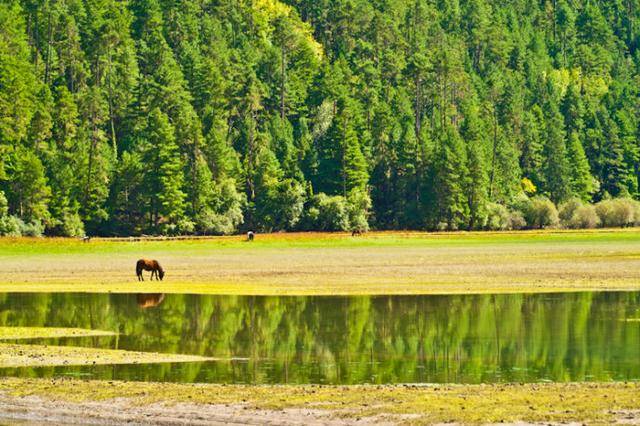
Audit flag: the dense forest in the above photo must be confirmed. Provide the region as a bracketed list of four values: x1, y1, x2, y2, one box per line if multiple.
[1, 0, 640, 236]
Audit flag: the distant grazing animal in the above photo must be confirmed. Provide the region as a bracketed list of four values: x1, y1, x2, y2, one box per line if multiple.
[81, 235, 91, 243]
[247, 230, 255, 241]
[136, 293, 165, 308]
[351, 229, 363, 237]
[136, 259, 165, 281]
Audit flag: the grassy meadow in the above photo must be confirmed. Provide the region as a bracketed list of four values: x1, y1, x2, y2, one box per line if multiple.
[1, 230, 640, 424]
[0, 229, 639, 295]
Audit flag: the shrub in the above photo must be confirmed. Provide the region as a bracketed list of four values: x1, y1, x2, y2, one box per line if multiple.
[196, 178, 245, 235]
[435, 222, 449, 231]
[0, 215, 23, 236]
[633, 200, 640, 226]
[507, 210, 527, 230]
[302, 193, 350, 231]
[485, 203, 509, 230]
[347, 189, 371, 232]
[61, 212, 85, 237]
[509, 192, 531, 214]
[254, 178, 305, 231]
[0, 191, 8, 217]
[595, 198, 635, 227]
[19, 220, 44, 237]
[523, 196, 559, 229]
[558, 198, 583, 226]
[567, 204, 599, 229]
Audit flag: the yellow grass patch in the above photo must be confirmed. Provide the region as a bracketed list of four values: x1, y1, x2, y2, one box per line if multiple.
[0, 343, 217, 368]
[0, 327, 116, 340]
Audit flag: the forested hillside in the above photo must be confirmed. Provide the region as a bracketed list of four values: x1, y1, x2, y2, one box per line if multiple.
[1, 0, 640, 236]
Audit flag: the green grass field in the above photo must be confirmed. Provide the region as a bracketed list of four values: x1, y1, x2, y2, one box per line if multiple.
[0, 229, 639, 295]
[1, 230, 639, 424]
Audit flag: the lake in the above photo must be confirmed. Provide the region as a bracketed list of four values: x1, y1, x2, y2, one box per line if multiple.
[0, 291, 638, 384]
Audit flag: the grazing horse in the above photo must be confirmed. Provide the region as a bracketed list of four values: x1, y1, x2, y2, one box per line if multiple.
[247, 230, 255, 241]
[136, 293, 165, 308]
[351, 229, 363, 237]
[136, 259, 165, 281]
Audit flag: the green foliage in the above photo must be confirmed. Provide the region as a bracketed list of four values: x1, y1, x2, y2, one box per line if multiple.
[302, 193, 350, 231]
[347, 189, 371, 232]
[1, 0, 640, 234]
[594, 198, 637, 228]
[559, 198, 599, 229]
[522, 196, 560, 229]
[3, 148, 51, 224]
[137, 108, 187, 234]
[0, 215, 23, 237]
[485, 203, 509, 231]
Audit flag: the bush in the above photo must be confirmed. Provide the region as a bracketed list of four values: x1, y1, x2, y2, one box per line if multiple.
[0, 215, 23, 236]
[558, 198, 583, 226]
[253, 179, 305, 232]
[523, 196, 559, 229]
[485, 203, 509, 230]
[347, 189, 371, 232]
[509, 193, 531, 215]
[567, 204, 599, 229]
[633, 201, 640, 226]
[0, 191, 8, 217]
[61, 212, 85, 237]
[507, 210, 527, 230]
[595, 198, 636, 227]
[195, 178, 245, 235]
[19, 220, 44, 237]
[302, 193, 350, 231]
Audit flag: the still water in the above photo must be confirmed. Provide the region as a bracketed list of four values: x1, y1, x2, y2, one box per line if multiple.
[0, 292, 638, 384]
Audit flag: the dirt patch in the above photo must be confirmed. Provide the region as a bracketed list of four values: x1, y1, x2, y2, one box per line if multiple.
[0, 392, 398, 425]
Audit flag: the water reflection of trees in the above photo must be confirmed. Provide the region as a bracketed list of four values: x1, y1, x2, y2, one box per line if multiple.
[0, 292, 638, 384]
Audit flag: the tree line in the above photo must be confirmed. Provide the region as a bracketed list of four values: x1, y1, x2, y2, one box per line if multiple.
[1, 0, 640, 236]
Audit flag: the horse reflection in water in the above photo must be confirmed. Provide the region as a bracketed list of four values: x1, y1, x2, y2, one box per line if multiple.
[136, 293, 166, 309]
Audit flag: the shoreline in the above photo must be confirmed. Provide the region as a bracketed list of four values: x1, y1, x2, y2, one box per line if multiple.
[0, 378, 638, 424]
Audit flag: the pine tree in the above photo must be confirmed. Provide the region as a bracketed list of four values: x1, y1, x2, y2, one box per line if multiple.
[460, 100, 489, 229]
[432, 126, 468, 229]
[543, 101, 572, 203]
[138, 108, 187, 233]
[4, 147, 51, 224]
[566, 131, 594, 201]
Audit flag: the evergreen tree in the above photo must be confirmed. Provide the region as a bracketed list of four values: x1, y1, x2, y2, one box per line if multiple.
[138, 108, 187, 233]
[1, 0, 640, 234]
[543, 101, 572, 203]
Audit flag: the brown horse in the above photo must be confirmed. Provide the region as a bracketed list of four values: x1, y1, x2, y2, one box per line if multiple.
[136, 293, 165, 308]
[136, 259, 165, 281]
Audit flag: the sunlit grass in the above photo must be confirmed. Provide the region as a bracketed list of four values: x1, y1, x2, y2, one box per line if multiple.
[1, 229, 639, 295]
[0, 343, 217, 368]
[0, 327, 116, 340]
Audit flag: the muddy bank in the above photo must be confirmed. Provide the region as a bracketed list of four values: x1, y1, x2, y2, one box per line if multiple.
[0, 378, 639, 425]
[0, 392, 400, 425]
